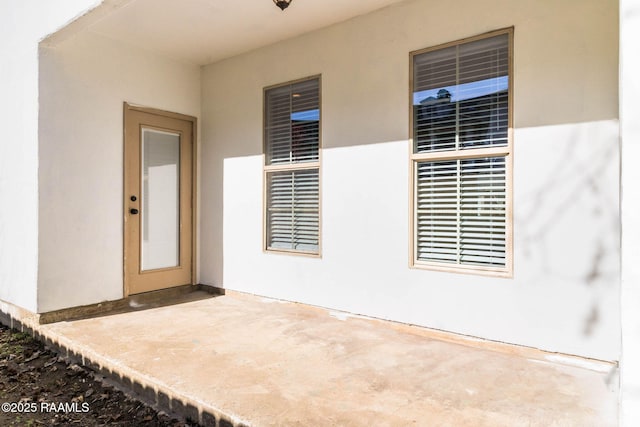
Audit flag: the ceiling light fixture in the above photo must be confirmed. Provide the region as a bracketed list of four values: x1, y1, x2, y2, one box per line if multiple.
[273, 0, 293, 11]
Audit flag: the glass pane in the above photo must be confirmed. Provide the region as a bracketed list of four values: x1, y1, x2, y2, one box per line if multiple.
[415, 157, 506, 267]
[141, 128, 180, 271]
[413, 46, 457, 153]
[458, 35, 509, 150]
[265, 79, 319, 165]
[459, 157, 506, 266]
[415, 160, 458, 263]
[413, 34, 509, 153]
[267, 169, 319, 252]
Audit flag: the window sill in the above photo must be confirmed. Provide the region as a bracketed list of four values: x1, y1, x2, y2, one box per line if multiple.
[410, 260, 512, 278]
[265, 248, 322, 258]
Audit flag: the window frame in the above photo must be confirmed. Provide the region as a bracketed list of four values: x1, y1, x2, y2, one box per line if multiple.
[409, 28, 514, 277]
[263, 75, 322, 257]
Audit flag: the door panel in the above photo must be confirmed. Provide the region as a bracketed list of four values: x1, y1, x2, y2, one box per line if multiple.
[124, 105, 194, 295]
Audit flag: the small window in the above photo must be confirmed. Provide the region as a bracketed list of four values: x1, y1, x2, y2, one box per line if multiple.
[410, 29, 512, 275]
[264, 77, 321, 255]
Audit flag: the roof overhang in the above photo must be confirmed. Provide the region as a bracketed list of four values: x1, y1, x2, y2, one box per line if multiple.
[42, 0, 406, 65]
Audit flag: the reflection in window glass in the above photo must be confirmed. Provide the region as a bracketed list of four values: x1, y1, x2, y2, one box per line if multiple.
[411, 31, 511, 272]
[413, 34, 509, 152]
[264, 77, 321, 254]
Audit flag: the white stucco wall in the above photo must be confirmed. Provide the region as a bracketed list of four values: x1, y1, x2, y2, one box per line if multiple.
[620, 0, 640, 424]
[0, 0, 101, 313]
[37, 31, 200, 312]
[201, 0, 620, 360]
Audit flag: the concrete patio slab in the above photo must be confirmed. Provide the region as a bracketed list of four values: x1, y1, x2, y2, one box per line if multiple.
[31, 291, 617, 426]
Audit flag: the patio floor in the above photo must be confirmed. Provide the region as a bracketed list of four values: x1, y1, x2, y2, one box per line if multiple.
[33, 290, 617, 426]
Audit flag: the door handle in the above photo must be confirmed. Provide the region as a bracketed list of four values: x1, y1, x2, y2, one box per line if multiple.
[130, 208, 139, 215]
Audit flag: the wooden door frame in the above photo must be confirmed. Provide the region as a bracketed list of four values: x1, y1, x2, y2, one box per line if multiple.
[123, 102, 198, 297]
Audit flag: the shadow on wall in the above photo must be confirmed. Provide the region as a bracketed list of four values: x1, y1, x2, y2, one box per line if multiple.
[515, 123, 619, 339]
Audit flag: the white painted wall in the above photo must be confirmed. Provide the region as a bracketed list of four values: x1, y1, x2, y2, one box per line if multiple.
[38, 31, 200, 312]
[0, 0, 102, 313]
[201, 0, 620, 360]
[620, 0, 640, 424]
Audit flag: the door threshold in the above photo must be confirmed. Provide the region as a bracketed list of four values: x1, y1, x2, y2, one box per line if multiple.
[39, 285, 224, 325]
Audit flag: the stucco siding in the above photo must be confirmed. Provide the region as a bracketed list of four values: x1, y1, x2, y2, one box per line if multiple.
[0, 0, 101, 313]
[200, 0, 620, 360]
[37, 31, 200, 312]
[620, 0, 640, 423]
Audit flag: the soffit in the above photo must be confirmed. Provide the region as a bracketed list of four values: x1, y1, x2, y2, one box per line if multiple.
[81, 0, 406, 65]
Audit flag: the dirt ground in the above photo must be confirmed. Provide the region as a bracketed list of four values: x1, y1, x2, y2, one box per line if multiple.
[0, 324, 199, 426]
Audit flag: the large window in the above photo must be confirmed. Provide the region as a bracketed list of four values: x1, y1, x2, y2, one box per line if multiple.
[410, 29, 512, 275]
[264, 76, 321, 255]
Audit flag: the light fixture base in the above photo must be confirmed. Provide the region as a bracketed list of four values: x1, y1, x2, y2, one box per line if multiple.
[273, 0, 292, 11]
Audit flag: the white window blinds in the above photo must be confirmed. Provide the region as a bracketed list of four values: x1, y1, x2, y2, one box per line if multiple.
[266, 80, 320, 165]
[413, 34, 509, 153]
[267, 169, 319, 252]
[411, 31, 511, 273]
[416, 157, 506, 266]
[264, 77, 320, 254]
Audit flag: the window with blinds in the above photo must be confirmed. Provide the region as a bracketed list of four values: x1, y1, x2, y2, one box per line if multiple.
[410, 30, 512, 274]
[264, 77, 320, 254]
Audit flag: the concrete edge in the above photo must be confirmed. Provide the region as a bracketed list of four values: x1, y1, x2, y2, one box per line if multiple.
[0, 292, 249, 427]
